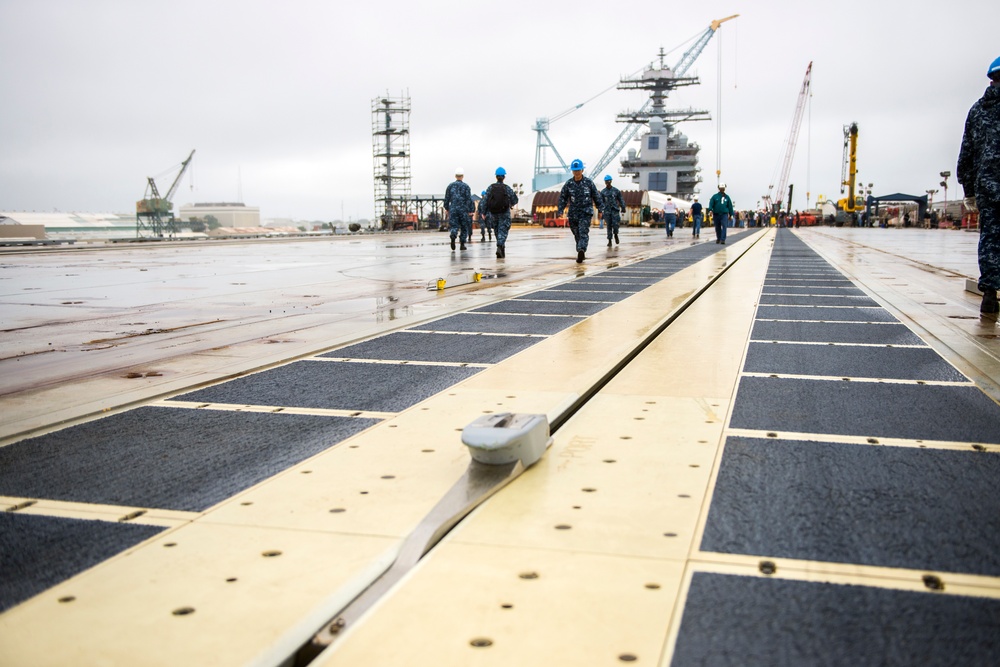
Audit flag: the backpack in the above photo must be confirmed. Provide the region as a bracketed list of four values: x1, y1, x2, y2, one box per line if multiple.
[486, 184, 508, 214]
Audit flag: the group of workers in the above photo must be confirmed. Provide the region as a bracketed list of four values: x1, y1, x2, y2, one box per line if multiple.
[444, 159, 736, 264]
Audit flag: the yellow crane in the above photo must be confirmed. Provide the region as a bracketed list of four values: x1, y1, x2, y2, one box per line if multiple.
[836, 123, 863, 221]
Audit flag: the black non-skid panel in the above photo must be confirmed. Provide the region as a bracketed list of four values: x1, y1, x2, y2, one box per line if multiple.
[174, 360, 481, 413]
[319, 331, 540, 365]
[512, 290, 631, 303]
[0, 513, 164, 613]
[701, 436, 1000, 575]
[411, 312, 584, 335]
[751, 320, 924, 345]
[671, 573, 1000, 666]
[758, 294, 881, 307]
[743, 341, 966, 381]
[762, 285, 868, 295]
[730, 363, 1000, 443]
[756, 305, 899, 322]
[0, 407, 380, 511]
[471, 300, 610, 316]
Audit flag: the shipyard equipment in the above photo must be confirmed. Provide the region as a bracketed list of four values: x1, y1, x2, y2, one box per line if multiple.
[531, 15, 737, 192]
[836, 123, 863, 221]
[136, 150, 195, 238]
[586, 14, 738, 181]
[763, 62, 812, 214]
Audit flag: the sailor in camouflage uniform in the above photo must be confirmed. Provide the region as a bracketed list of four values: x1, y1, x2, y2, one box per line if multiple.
[598, 175, 626, 247]
[478, 191, 493, 242]
[557, 159, 602, 263]
[483, 167, 518, 258]
[444, 167, 474, 251]
[958, 56, 1000, 313]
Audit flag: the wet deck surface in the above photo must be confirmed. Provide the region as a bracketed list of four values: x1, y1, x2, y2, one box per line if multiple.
[1, 226, 998, 665]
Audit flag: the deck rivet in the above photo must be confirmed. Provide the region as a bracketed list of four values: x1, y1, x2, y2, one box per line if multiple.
[619, 654, 638, 662]
[329, 508, 346, 513]
[923, 574, 944, 591]
[767, 432, 778, 438]
[867, 438, 879, 444]
[972, 444, 986, 452]
[58, 596, 76, 603]
[470, 638, 493, 648]
[759, 560, 777, 575]
[172, 607, 195, 616]
[555, 524, 572, 530]
[262, 550, 282, 558]
[519, 572, 539, 580]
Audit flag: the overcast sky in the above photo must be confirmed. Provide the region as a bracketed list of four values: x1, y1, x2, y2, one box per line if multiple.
[1, 0, 996, 221]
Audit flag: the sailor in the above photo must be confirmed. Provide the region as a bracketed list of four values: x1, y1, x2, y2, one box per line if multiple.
[598, 175, 626, 247]
[557, 159, 602, 263]
[957, 55, 1000, 314]
[483, 167, 518, 258]
[443, 167, 474, 251]
[708, 182, 735, 245]
[478, 190, 493, 242]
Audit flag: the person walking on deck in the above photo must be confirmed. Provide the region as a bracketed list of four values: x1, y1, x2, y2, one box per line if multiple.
[444, 167, 474, 251]
[690, 197, 703, 238]
[709, 182, 735, 245]
[483, 167, 518, 258]
[958, 55, 1000, 314]
[557, 159, 602, 263]
[662, 196, 678, 238]
[599, 175, 626, 247]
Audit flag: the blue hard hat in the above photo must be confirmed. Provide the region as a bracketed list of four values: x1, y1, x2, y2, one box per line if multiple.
[604, 175, 613, 181]
[990, 56, 1000, 78]
[570, 159, 584, 171]
[481, 191, 487, 196]
[496, 167, 506, 176]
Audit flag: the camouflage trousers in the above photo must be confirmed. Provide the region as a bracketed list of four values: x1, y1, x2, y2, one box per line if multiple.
[490, 212, 511, 247]
[448, 212, 472, 244]
[603, 212, 621, 238]
[979, 199, 1000, 292]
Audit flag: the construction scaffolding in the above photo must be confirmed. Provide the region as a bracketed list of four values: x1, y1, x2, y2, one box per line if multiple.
[372, 93, 413, 230]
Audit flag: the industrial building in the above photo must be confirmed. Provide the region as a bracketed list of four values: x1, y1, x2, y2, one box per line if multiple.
[178, 202, 260, 228]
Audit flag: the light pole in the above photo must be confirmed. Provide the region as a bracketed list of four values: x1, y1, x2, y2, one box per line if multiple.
[926, 189, 938, 228]
[940, 171, 951, 223]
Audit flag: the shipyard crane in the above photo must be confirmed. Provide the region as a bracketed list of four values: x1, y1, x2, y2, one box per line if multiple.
[836, 123, 862, 219]
[586, 14, 738, 180]
[763, 62, 812, 213]
[136, 149, 196, 238]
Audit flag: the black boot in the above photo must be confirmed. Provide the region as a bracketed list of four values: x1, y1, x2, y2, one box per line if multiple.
[460, 241, 467, 250]
[614, 233, 619, 244]
[500, 245, 505, 258]
[607, 238, 612, 247]
[451, 237, 456, 250]
[983, 289, 999, 314]
[576, 250, 585, 263]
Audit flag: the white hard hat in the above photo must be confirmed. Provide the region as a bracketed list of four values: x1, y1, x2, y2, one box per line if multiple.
[693, 196, 698, 200]
[667, 195, 672, 200]
[455, 167, 464, 176]
[718, 182, 726, 189]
